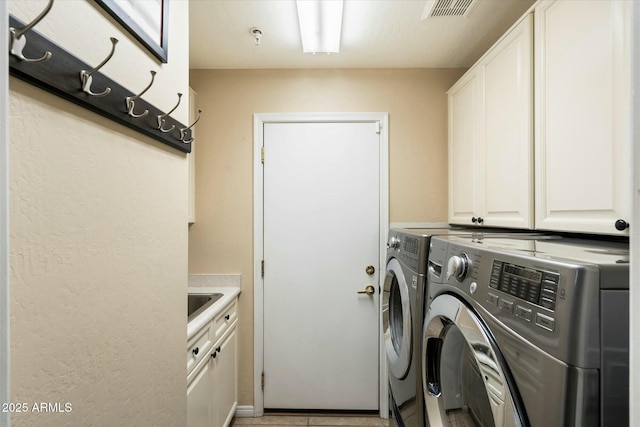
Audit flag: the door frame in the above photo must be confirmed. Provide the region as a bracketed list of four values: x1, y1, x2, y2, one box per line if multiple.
[253, 112, 389, 417]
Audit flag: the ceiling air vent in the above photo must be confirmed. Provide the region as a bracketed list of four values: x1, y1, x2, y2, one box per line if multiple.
[421, 0, 477, 19]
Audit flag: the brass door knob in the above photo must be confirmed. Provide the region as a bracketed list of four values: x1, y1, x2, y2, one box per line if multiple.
[357, 285, 376, 295]
[365, 265, 375, 275]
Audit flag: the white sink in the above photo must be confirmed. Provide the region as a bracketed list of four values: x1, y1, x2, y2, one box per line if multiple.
[187, 292, 223, 321]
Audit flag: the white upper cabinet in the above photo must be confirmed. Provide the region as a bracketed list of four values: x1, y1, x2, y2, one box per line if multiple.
[534, 0, 631, 235]
[448, 70, 483, 225]
[449, 14, 533, 228]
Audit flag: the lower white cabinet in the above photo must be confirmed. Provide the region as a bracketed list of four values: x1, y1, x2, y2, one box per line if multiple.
[212, 326, 238, 427]
[187, 301, 238, 427]
[187, 352, 213, 427]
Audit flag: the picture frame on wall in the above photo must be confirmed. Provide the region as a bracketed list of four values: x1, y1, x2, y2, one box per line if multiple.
[95, 0, 169, 63]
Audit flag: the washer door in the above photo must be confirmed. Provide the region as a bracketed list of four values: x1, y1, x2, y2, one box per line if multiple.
[422, 294, 526, 427]
[383, 258, 412, 379]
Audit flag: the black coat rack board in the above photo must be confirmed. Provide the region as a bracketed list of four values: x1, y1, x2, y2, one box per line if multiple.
[8, 15, 193, 154]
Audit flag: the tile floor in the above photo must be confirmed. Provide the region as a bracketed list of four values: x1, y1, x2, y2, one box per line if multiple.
[230, 413, 388, 427]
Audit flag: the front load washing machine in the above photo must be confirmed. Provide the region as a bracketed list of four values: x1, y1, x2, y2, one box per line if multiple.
[385, 228, 434, 427]
[422, 234, 629, 427]
[384, 228, 537, 427]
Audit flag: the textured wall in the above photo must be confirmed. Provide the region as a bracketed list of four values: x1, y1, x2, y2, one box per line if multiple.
[8, 0, 189, 425]
[188, 68, 464, 406]
[1, 2, 9, 426]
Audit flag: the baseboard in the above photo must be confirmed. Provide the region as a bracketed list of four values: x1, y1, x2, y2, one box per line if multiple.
[235, 406, 388, 419]
[234, 406, 256, 418]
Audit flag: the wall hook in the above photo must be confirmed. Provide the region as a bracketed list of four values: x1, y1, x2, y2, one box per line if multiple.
[80, 37, 118, 97]
[180, 109, 202, 144]
[126, 70, 157, 118]
[157, 93, 182, 133]
[9, 0, 54, 62]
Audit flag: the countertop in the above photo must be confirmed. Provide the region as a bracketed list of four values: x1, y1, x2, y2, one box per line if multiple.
[187, 286, 241, 340]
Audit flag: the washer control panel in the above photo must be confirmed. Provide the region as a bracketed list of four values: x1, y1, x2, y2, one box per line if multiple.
[399, 236, 420, 267]
[489, 261, 560, 311]
[486, 260, 561, 333]
[436, 240, 564, 336]
[428, 233, 628, 368]
[387, 230, 429, 273]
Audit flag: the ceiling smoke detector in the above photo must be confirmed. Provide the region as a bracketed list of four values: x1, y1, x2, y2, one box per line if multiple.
[421, 0, 477, 19]
[250, 28, 263, 46]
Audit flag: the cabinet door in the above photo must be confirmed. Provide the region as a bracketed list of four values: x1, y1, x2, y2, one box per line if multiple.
[534, 0, 631, 234]
[448, 70, 483, 225]
[187, 355, 212, 427]
[482, 14, 533, 228]
[212, 325, 237, 427]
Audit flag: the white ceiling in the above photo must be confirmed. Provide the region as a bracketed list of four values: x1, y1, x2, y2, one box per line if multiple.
[189, 0, 536, 70]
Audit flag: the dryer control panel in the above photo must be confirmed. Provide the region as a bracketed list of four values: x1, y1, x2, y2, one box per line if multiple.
[428, 233, 626, 370]
[387, 230, 430, 274]
[489, 261, 560, 311]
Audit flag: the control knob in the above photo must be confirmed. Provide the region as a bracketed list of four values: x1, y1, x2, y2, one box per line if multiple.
[446, 253, 470, 282]
[388, 236, 401, 250]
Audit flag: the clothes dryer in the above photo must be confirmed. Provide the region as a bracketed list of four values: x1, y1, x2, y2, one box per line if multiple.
[384, 228, 538, 427]
[422, 234, 629, 427]
[385, 228, 444, 427]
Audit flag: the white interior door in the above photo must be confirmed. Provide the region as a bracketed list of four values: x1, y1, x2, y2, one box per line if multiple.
[263, 121, 381, 410]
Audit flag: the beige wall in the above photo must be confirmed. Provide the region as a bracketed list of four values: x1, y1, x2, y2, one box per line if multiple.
[9, 1, 189, 425]
[188, 68, 464, 407]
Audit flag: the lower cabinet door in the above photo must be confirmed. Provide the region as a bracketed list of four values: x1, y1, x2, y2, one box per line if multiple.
[187, 355, 212, 427]
[213, 324, 238, 427]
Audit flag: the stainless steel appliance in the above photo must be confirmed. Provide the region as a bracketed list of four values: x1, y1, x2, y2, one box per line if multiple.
[385, 228, 433, 427]
[384, 228, 532, 427]
[422, 234, 629, 427]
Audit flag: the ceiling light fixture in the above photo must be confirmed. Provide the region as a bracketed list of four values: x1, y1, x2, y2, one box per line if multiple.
[295, 0, 344, 54]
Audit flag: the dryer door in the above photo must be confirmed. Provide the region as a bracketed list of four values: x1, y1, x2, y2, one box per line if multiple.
[422, 294, 527, 427]
[383, 258, 412, 379]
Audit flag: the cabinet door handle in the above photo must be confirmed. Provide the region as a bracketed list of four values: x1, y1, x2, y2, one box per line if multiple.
[216, 346, 221, 353]
[225, 314, 231, 321]
[211, 351, 217, 359]
[471, 216, 477, 223]
[192, 347, 199, 356]
[477, 217, 484, 224]
[615, 219, 629, 231]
